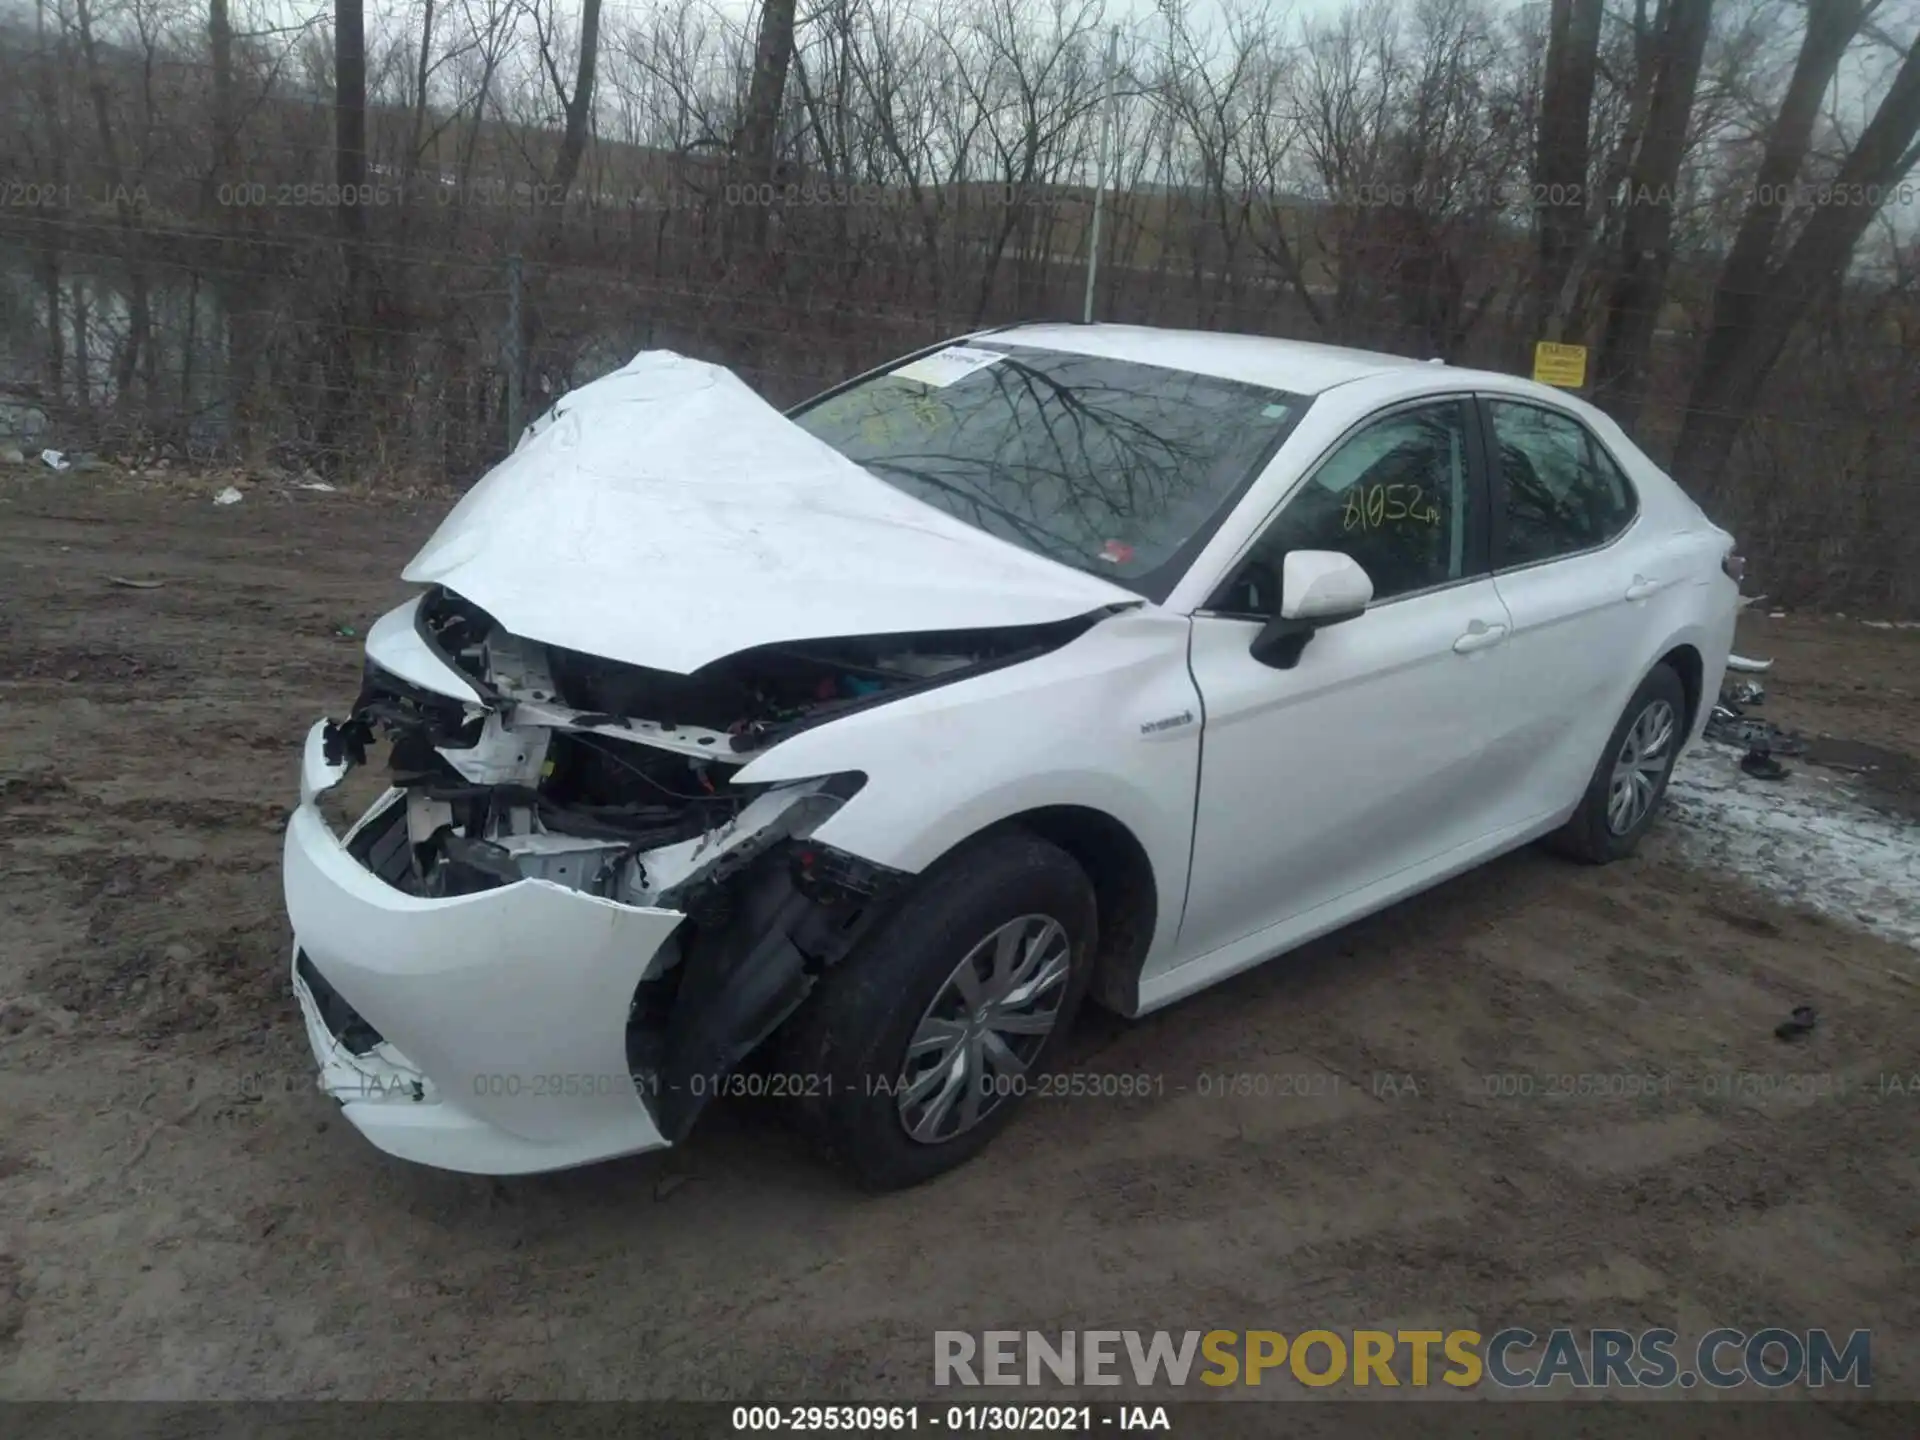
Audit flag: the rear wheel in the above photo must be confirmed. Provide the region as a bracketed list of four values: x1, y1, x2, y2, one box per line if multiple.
[781, 830, 1097, 1189]
[1548, 663, 1687, 864]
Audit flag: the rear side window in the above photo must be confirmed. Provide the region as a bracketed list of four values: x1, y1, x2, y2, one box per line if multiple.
[1487, 401, 1636, 567]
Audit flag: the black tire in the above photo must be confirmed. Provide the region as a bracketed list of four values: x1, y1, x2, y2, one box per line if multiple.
[1547, 662, 1688, 864]
[780, 829, 1098, 1190]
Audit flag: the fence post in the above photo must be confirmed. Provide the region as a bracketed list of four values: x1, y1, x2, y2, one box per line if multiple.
[504, 252, 524, 451]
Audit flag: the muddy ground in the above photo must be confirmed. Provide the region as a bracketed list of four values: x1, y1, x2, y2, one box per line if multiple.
[1, 470, 1917, 1416]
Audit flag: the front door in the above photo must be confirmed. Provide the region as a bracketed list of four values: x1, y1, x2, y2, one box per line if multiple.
[1174, 397, 1520, 967]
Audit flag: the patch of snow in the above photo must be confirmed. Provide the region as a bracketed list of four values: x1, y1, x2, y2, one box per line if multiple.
[1665, 744, 1920, 953]
[213, 486, 244, 505]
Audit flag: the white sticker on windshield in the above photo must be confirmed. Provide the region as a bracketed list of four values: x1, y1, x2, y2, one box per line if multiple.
[890, 345, 1006, 389]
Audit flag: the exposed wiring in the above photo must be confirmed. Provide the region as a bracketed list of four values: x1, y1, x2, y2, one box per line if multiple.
[568, 732, 712, 802]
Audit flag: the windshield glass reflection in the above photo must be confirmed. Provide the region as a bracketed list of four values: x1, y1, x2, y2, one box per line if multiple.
[794, 345, 1309, 595]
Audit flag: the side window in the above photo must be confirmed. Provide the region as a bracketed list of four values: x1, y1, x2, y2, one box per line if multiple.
[1214, 400, 1477, 613]
[1487, 401, 1637, 567]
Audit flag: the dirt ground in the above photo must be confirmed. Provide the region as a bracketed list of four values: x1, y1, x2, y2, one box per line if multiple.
[1, 469, 1917, 1411]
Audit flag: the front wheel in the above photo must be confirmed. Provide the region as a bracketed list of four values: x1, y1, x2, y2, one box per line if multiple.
[780, 830, 1097, 1190]
[1548, 662, 1687, 864]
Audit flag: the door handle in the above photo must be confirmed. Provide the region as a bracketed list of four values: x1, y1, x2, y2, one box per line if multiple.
[1452, 620, 1509, 654]
[1624, 576, 1665, 602]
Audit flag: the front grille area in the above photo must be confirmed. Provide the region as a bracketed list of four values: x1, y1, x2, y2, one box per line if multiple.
[296, 949, 386, 1056]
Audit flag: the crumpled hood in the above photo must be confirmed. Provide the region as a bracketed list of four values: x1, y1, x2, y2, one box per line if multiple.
[403, 351, 1135, 673]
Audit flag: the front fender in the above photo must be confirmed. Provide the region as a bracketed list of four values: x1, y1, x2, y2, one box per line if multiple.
[732, 609, 1202, 967]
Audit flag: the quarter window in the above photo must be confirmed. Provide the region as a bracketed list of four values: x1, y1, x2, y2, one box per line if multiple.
[1215, 400, 1477, 613]
[1487, 401, 1637, 566]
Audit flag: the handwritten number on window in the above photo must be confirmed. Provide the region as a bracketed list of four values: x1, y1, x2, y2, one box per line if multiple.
[1342, 483, 1441, 532]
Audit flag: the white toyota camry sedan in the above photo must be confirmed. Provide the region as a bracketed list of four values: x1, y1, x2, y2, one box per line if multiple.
[284, 324, 1740, 1187]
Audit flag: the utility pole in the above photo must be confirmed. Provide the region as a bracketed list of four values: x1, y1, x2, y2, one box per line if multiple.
[1082, 25, 1120, 325]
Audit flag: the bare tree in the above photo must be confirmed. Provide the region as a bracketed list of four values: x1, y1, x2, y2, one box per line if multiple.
[733, 0, 798, 251]
[337, 0, 367, 237]
[31, 0, 71, 414]
[1672, 0, 1920, 486]
[538, 0, 602, 203]
[3, 0, 1917, 610]
[73, 0, 153, 411]
[1533, 0, 1604, 340]
[455, 0, 520, 196]
[1589, 0, 1715, 425]
[951, 0, 1105, 322]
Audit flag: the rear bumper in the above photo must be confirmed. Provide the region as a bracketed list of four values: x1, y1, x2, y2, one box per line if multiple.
[1690, 582, 1740, 748]
[283, 725, 685, 1175]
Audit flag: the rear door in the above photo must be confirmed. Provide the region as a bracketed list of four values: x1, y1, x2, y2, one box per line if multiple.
[1477, 396, 1674, 819]
[1175, 396, 1519, 965]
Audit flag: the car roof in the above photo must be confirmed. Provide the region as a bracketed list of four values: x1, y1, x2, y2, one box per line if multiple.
[985, 322, 1433, 396]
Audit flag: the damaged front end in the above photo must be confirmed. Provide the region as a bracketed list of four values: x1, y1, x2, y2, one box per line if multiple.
[287, 586, 1089, 1171]
[322, 583, 1078, 911]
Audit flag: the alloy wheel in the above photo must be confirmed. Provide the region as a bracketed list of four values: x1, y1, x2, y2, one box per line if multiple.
[1607, 698, 1677, 836]
[896, 914, 1071, 1144]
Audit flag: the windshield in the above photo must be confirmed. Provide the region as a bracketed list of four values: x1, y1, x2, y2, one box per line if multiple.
[791, 343, 1309, 598]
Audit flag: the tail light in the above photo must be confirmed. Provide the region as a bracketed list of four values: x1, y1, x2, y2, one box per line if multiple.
[1722, 547, 1746, 584]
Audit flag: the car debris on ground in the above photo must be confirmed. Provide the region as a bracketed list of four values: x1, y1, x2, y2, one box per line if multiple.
[1704, 706, 1805, 757]
[1774, 1005, 1818, 1041]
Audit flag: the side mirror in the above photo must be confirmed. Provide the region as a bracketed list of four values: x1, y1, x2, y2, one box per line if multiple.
[1250, 550, 1373, 669]
[1280, 550, 1373, 622]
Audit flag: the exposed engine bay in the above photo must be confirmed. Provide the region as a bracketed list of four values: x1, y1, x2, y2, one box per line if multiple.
[305, 586, 1106, 1138]
[319, 585, 1091, 912]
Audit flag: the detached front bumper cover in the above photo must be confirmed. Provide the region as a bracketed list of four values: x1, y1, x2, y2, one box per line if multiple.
[286, 712, 902, 1175]
[286, 752, 685, 1173]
